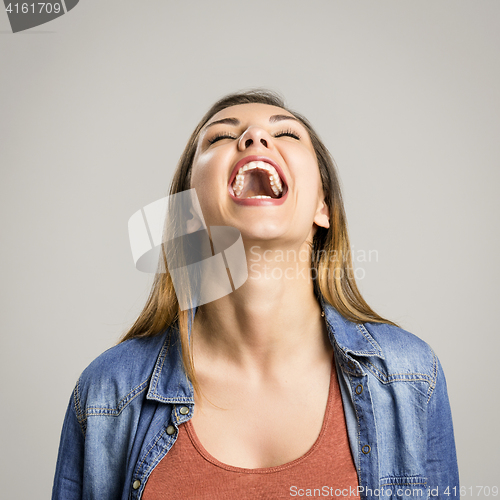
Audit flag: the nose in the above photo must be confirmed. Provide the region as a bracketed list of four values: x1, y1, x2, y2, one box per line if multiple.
[238, 126, 272, 151]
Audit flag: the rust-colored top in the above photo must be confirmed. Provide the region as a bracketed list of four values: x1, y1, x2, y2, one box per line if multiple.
[143, 360, 359, 500]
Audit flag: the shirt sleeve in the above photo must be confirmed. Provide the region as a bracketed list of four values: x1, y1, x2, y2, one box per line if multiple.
[52, 389, 85, 500]
[426, 355, 460, 498]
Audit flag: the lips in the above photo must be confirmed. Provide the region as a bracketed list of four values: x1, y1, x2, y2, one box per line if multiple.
[228, 155, 289, 206]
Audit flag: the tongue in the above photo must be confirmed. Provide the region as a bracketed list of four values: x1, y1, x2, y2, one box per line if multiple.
[238, 170, 277, 199]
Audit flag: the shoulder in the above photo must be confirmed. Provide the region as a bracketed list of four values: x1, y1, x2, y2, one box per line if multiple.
[75, 331, 170, 412]
[324, 301, 437, 380]
[361, 321, 438, 386]
[363, 321, 436, 369]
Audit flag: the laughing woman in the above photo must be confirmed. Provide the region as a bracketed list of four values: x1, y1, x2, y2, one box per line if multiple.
[52, 90, 459, 500]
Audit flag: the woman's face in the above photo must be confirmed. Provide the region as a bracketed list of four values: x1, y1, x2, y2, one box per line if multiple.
[190, 103, 329, 248]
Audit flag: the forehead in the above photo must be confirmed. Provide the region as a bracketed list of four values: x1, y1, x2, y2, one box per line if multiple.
[207, 102, 296, 124]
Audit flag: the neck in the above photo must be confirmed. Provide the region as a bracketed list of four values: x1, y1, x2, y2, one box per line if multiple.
[191, 240, 331, 375]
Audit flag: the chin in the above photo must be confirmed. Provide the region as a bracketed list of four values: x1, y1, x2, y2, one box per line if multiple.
[239, 224, 289, 245]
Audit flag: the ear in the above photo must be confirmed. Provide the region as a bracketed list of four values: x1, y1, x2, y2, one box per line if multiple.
[186, 206, 204, 234]
[313, 196, 330, 229]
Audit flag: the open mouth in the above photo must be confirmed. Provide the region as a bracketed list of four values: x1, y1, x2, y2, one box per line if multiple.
[229, 160, 287, 200]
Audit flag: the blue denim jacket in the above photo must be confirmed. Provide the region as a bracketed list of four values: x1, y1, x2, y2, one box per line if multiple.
[52, 299, 459, 499]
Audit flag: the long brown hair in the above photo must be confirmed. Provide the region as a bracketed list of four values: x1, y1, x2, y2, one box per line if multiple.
[120, 89, 396, 395]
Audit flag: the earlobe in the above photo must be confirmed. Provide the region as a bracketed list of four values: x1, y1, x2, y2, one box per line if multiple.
[314, 199, 330, 229]
[186, 208, 204, 234]
[315, 214, 330, 229]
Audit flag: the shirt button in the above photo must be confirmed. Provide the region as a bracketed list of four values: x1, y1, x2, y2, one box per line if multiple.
[132, 480, 141, 490]
[362, 444, 371, 454]
[355, 384, 363, 395]
[166, 425, 176, 435]
[179, 406, 189, 415]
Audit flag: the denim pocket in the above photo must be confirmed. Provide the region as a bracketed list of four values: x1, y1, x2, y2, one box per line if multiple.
[378, 476, 428, 499]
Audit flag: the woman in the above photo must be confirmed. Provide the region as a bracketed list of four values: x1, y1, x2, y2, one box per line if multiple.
[52, 90, 459, 500]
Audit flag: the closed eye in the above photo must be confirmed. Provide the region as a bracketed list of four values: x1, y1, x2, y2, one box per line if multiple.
[274, 129, 301, 140]
[207, 133, 237, 145]
[207, 128, 302, 145]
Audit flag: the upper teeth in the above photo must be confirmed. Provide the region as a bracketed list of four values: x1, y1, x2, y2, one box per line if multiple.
[232, 161, 283, 197]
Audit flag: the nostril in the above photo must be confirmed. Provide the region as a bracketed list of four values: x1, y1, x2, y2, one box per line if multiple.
[260, 138, 268, 147]
[245, 139, 253, 148]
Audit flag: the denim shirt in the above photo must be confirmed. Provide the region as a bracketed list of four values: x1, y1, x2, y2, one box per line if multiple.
[52, 299, 459, 500]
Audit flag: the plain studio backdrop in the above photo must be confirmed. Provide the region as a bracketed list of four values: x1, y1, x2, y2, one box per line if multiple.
[1, 1, 499, 498]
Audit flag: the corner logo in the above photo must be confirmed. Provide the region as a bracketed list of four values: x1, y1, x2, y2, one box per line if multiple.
[3, 1, 79, 33]
[128, 189, 248, 311]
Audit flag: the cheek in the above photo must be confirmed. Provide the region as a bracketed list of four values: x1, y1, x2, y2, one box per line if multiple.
[190, 169, 213, 211]
[296, 174, 324, 227]
[189, 156, 228, 221]
[191, 149, 228, 191]
[190, 167, 216, 201]
[295, 161, 322, 203]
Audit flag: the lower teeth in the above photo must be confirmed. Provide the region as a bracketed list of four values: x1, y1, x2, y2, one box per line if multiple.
[248, 195, 272, 199]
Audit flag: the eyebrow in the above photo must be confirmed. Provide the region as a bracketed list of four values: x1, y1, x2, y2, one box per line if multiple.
[204, 114, 299, 130]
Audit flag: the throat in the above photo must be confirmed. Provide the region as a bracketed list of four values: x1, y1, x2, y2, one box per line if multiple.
[236, 170, 279, 199]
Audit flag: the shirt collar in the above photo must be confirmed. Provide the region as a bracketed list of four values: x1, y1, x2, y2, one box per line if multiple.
[319, 295, 384, 360]
[147, 298, 384, 402]
[146, 309, 196, 404]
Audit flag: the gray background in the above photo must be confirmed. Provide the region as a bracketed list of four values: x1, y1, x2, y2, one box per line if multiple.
[1, 1, 499, 498]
